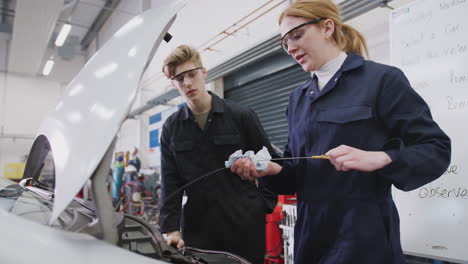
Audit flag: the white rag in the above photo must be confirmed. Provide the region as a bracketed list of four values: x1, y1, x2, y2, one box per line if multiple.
[224, 146, 271, 171]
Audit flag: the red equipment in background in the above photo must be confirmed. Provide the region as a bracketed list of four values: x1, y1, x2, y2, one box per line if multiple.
[264, 195, 297, 264]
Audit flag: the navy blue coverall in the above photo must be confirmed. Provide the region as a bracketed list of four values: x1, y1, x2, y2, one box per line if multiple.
[265, 53, 451, 264]
[160, 92, 277, 264]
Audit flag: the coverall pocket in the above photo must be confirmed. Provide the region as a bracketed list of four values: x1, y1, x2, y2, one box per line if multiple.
[213, 134, 241, 160]
[317, 105, 373, 124]
[316, 106, 374, 147]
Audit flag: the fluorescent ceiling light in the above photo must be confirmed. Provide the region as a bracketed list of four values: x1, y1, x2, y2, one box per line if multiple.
[55, 24, 72, 47]
[43, 60, 54, 76]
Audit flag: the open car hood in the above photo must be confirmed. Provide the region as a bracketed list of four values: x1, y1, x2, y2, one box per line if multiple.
[24, 0, 186, 223]
[0, 209, 168, 264]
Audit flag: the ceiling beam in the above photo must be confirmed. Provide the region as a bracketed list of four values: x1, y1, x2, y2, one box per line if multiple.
[80, 0, 121, 50]
[7, 0, 64, 75]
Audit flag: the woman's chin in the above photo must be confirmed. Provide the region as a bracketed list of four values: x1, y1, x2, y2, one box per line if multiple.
[301, 64, 314, 72]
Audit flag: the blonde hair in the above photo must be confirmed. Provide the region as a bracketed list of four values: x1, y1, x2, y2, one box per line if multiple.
[279, 0, 369, 57]
[162, 45, 203, 78]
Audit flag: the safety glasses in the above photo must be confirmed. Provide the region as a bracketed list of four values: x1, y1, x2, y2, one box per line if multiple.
[281, 18, 324, 53]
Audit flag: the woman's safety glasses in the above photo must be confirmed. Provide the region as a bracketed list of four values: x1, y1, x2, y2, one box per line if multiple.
[281, 18, 324, 53]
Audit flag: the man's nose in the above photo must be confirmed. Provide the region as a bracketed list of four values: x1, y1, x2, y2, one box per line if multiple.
[183, 77, 192, 87]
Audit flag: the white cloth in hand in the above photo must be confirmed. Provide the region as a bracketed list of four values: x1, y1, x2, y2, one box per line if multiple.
[225, 146, 271, 171]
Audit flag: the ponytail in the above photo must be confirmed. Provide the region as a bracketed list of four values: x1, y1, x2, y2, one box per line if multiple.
[341, 24, 369, 57]
[280, 0, 370, 58]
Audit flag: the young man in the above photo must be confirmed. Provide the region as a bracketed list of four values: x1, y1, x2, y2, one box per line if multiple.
[159, 45, 277, 264]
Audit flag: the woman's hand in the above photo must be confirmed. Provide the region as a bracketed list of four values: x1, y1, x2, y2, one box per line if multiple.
[230, 159, 282, 181]
[326, 145, 392, 172]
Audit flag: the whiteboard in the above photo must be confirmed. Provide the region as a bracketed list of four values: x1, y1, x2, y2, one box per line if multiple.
[390, 0, 468, 262]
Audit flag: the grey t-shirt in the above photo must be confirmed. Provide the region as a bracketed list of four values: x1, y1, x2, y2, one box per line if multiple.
[193, 111, 209, 130]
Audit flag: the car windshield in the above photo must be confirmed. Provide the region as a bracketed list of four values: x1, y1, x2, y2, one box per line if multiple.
[0, 177, 75, 229]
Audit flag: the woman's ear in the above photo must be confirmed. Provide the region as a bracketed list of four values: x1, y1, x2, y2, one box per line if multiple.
[323, 19, 335, 39]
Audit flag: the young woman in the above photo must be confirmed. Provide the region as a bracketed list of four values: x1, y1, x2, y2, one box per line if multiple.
[231, 1, 451, 263]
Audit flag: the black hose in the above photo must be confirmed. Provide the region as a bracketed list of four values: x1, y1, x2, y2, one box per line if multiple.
[162, 167, 228, 203]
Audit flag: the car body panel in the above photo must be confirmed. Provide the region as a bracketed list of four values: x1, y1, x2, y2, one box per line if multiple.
[0, 208, 167, 264]
[33, 0, 186, 223]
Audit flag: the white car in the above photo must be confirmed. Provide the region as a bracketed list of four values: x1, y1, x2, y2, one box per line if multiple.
[0, 1, 250, 263]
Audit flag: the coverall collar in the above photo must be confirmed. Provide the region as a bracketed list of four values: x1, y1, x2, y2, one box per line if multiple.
[300, 52, 364, 91]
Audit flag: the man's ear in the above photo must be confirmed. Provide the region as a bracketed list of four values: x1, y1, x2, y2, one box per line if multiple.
[201, 67, 208, 79]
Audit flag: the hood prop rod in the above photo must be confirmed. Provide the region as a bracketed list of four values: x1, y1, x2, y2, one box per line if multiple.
[90, 137, 119, 245]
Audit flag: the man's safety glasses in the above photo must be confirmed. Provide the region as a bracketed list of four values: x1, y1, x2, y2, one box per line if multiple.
[171, 67, 203, 85]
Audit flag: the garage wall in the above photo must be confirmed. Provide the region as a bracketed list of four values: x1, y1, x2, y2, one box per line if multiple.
[0, 19, 75, 179]
[0, 72, 62, 178]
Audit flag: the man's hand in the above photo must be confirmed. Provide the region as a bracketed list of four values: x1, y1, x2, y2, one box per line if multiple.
[230, 158, 282, 181]
[326, 145, 392, 172]
[166, 231, 185, 249]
